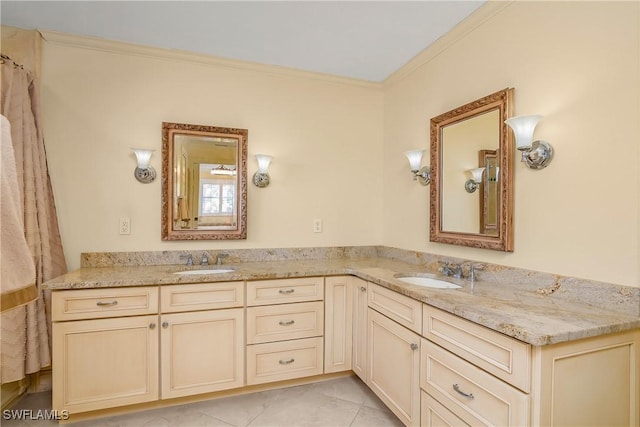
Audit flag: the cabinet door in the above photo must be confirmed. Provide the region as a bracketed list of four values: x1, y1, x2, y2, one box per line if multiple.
[352, 278, 368, 381]
[324, 276, 353, 373]
[160, 308, 244, 399]
[533, 329, 640, 427]
[368, 308, 420, 426]
[52, 315, 159, 413]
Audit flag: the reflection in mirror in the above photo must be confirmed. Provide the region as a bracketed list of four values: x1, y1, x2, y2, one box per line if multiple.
[479, 150, 498, 235]
[162, 123, 247, 240]
[441, 109, 499, 234]
[430, 88, 514, 251]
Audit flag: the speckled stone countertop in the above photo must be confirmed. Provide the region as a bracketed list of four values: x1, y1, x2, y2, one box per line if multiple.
[43, 251, 640, 347]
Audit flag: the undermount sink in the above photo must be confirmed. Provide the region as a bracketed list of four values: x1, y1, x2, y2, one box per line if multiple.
[173, 268, 235, 275]
[395, 275, 462, 289]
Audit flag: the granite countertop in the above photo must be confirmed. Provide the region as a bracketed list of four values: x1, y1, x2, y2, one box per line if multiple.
[43, 257, 640, 347]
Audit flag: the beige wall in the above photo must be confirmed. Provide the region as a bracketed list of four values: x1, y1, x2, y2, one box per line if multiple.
[383, 1, 639, 287]
[25, 1, 640, 287]
[39, 36, 384, 270]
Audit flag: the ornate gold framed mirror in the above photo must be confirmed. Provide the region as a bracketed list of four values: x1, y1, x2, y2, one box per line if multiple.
[162, 122, 247, 240]
[430, 88, 514, 251]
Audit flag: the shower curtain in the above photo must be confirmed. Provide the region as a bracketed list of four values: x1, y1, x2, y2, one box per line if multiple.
[0, 54, 67, 383]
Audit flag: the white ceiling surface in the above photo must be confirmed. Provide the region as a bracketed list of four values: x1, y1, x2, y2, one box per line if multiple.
[1, 1, 485, 82]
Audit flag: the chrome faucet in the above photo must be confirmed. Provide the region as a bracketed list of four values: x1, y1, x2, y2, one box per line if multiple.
[200, 252, 210, 266]
[215, 253, 229, 265]
[180, 254, 194, 266]
[439, 262, 462, 279]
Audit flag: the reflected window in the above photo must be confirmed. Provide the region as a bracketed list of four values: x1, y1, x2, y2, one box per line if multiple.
[200, 180, 235, 216]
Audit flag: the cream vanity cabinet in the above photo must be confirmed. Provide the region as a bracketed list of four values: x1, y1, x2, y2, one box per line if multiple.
[52, 287, 160, 413]
[351, 277, 368, 381]
[52, 282, 245, 414]
[367, 283, 423, 426]
[159, 282, 244, 399]
[421, 304, 640, 427]
[245, 277, 325, 385]
[324, 276, 353, 373]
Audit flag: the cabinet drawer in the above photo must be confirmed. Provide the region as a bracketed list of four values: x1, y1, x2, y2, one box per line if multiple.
[247, 301, 324, 344]
[52, 287, 159, 321]
[421, 391, 469, 427]
[160, 282, 244, 313]
[246, 337, 324, 385]
[422, 305, 531, 392]
[246, 277, 324, 306]
[368, 283, 422, 334]
[421, 339, 529, 427]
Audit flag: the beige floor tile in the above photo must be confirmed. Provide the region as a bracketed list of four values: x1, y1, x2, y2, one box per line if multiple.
[350, 405, 405, 427]
[6, 377, 402, 427]
[247, 390, 360, 427]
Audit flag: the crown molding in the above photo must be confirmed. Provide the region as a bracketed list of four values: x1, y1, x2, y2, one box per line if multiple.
[38, 30, 383, 90]
[383, 1, 513, 88]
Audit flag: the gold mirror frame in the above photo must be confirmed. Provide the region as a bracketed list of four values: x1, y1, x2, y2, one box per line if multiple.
[162, 122, 248, 240]
[430, 88, 514, 251]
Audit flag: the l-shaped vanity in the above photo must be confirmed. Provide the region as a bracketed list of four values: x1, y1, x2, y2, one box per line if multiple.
[44, 254, 640, 426]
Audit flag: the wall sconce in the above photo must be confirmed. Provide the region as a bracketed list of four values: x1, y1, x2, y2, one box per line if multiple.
[404, 149, 431, 186]
[132, 148, 156, 183]
[504, 115, 554, 169]
[465, 167, 485, 193]
[253, 154, 272, 188]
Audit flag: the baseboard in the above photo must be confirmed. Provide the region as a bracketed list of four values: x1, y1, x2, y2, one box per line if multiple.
[1, 378, 29, 410]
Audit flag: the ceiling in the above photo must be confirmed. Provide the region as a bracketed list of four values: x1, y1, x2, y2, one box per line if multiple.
[1, 1, 485, 82]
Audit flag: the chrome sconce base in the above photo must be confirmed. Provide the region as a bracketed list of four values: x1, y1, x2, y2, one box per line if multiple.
[412, 166, 431, 186]
[134, 166, 156, 183]
[253, 172, 270, 188]
[519, 140, 553, 170]
[464, 179, 479, 193]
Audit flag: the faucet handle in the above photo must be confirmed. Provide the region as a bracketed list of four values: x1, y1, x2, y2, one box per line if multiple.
[200, 252, 210, 266]
[180, 254, 194, 266]
[215, 253, 230, 265]
[467, 263, 485, 281]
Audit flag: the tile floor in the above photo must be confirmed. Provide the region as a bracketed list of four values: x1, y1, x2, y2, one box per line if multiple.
[3, 376, 404, 427]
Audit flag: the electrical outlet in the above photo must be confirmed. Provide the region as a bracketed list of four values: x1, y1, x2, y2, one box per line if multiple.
[313, 219, 322, 233]
[119, 217, 131, 235]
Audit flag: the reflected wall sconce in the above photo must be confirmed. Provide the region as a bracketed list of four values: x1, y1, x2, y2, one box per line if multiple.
[132, 148, 156, 183]
[465, 167, 485, 193]
[210, 164, 237, 176]
[253, 154, 272, 188]
[504, 115, 554, 169]
[404, 149, 431, 186]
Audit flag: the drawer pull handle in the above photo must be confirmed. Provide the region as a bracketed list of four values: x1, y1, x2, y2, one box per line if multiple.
[96, 301, 118, 307]
[453, 384, 474, 400]
[279, 289, 295, 294]
[410, 343, 419, 351]
[162, 321, 169, 328]
[360, 286, 366, 292]
[279, 320, 295, 326]
[279, 358, 295, 365]
[149, 323, 156, 329]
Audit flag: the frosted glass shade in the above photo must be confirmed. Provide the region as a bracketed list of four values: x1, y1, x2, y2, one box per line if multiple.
[505, 115, 542, 149]
[132, 148, 154, 169]
[404, 149, 425, 171]
[467, 167, 486, 183]
[255, 154, 272, 173]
